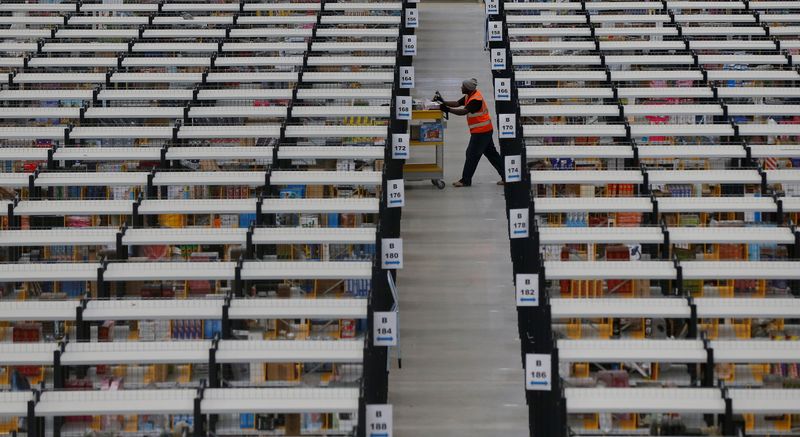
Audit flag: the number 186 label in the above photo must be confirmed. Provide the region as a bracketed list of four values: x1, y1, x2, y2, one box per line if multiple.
[526, 353, 552, 391]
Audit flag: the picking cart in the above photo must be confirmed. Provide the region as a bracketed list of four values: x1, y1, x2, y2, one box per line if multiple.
[404, 109, 446, 189]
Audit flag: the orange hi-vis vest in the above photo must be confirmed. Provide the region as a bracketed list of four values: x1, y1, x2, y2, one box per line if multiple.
[465, 89, 493, 134]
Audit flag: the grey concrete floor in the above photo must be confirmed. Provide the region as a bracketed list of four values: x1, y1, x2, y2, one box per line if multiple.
[389, 2, 529, 436]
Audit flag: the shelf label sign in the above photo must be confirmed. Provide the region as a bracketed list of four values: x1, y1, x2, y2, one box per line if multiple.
[399, 66, 415, 89]
[374, 312, 398, 346]
[509, 208, 529, 239]
[526, 353, 552, 391]
[387, 179, 405, 208]
[366, 404, 393, 437]
[396, 96, 411, 120]
[494, 78, 510, 101]
[382, 238, 403, 269]
[491, 48, 506, 70]
[498, 114, 516, 138]
[392, 133, 410, 159]
[405, 8, 418, 28]
[504, 154, 521, 183]
[488, 21, 503, 42]
[515, 273, 539, 307]
[402, 35, 417, 56]
[486, 0, 499, 15]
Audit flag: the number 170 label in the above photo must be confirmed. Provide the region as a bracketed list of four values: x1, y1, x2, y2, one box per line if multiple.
[498, 114, 516, 139]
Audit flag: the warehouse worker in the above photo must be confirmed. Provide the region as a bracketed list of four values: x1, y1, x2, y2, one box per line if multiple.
[438, 78, 504, 187]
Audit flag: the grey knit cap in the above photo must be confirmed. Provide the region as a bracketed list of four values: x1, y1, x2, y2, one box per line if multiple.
[462, 78, 478, 92]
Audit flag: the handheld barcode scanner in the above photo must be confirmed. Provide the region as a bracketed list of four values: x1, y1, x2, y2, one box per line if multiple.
[433, 90, 449, 120]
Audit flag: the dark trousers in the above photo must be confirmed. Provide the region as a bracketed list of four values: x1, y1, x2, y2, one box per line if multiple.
[461, 130, 503, 185]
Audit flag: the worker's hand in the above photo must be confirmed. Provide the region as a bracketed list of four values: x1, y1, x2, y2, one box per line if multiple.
[439, 103, 449, 113]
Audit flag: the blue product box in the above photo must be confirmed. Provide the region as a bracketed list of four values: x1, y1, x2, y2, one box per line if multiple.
[419, 122, 443, 142]
[240, 413, 255, 429]
[280, 185, 305, 199]
[204, 320, 222, 339]
[239, 213, 257, 228]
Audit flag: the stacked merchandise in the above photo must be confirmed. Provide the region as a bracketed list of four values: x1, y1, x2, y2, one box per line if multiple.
[489, 0, 800, 436]
[0, 0, 413, 435]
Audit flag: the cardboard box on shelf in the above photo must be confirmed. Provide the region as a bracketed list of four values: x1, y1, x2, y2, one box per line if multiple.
[277, 283, 291, 298]
[316, 279, 344, 296]
[285, 414, 301, 435]
[305, 185, 324, 199]
[266, 363, 297, 382]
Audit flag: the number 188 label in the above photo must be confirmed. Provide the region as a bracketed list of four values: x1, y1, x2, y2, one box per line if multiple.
[366, 404, 393, 437]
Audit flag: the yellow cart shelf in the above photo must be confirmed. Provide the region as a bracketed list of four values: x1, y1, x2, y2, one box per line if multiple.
[405, 109, 446, 189]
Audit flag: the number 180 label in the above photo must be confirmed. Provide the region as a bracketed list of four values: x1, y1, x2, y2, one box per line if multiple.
[382, 238, 403, 269]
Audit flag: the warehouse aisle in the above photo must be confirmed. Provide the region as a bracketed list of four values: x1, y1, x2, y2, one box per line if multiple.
[390, 2, 529, 436]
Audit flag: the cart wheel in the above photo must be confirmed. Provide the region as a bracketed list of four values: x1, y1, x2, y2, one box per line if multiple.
[432, 179, 446, 190]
